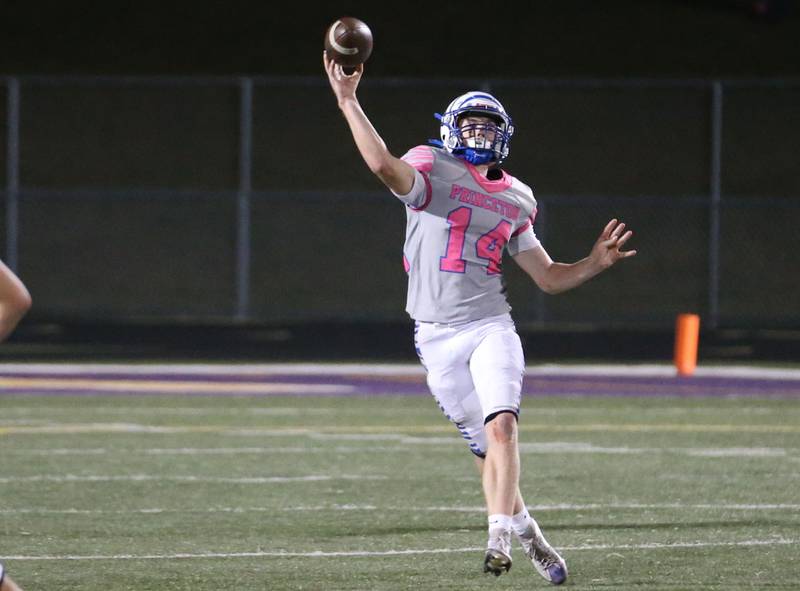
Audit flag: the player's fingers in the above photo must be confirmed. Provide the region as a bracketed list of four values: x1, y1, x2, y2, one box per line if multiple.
[332, 64, 345, 81]
[601, 218, 617, 239]
[611, 222, 626, 238]
[323, 53, 338, 80]
[616, 230, 633, 246]
[324, 51, 336, 74]
[620, 249, 637, 258]
[342, 64, 363, 78]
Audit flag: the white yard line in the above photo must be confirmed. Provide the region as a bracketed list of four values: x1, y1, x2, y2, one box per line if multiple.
[0, 474, 386, 484]
[4, 422, 800, 435]
[1, 538, 794, 561]
[5, 443, 796, 457]
[0, 423, 322, 435]
[1, 503, 798, 516]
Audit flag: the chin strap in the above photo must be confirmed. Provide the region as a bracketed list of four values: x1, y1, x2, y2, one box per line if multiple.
[453, 147, 496, 165]
[431, 111, 499, 165]
[426, 141, 496, 165]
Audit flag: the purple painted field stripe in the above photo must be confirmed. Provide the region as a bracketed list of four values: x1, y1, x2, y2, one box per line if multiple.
[2, 371, 800, 397]
[3, 371, 799, 389]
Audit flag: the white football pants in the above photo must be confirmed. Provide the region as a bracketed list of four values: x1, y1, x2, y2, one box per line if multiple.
[414, 312, 525, 457]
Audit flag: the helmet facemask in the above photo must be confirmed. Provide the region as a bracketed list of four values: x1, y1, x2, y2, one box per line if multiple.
[432, 92, 514, 165]
[458, 115, 500, 149]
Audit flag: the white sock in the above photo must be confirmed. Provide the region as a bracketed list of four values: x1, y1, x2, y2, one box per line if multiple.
[511, 508, 535, 536]
[488, 513, 512, 536]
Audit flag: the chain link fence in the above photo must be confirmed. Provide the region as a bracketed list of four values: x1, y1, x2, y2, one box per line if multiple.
[2, 76, 798, 330]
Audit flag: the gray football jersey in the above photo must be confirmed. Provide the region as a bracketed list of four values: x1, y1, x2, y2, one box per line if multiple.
[393, 146, 541, 323]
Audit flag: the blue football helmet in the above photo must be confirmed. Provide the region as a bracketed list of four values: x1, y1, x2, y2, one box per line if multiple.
[433, 91, 514, 165]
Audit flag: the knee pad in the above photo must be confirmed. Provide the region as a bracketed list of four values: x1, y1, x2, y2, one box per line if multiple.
[484, 409, 519, 425]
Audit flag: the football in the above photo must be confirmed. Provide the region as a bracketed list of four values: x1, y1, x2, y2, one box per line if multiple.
[324, 17, 373, 68]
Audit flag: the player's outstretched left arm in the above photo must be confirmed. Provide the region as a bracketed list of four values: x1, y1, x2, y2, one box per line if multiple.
[0, 259, 32, 342]
[513, 219, 636, 295]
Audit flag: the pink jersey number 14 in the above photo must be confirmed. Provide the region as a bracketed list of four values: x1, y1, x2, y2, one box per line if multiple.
[440, 206, 511, 275]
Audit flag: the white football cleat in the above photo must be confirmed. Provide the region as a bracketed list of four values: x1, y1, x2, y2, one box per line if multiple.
[517, 521, 568, 585]
[483, 529, 512, 576]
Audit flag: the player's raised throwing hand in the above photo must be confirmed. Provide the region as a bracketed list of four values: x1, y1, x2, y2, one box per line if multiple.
[323, 51, 364, 107]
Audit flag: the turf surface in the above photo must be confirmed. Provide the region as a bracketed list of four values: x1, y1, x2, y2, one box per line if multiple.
[1, 369, 799, 590]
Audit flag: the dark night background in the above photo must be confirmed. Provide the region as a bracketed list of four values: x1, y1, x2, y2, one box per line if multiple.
[1, 0, 798, 362]
[0, 1, 797, 77]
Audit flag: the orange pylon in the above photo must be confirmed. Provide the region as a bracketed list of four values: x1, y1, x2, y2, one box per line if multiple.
[674, 313, 700, 376]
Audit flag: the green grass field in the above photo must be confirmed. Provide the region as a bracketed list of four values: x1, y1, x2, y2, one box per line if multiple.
[1, 387, 799, 590]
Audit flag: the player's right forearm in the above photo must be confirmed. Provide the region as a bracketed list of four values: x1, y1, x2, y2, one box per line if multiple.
[339, 97, 392, 173]
[338, 98, 415, 194]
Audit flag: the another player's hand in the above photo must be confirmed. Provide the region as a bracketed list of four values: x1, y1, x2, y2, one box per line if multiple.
[590, 219, 637, 269]
[323, 51, 364, 107]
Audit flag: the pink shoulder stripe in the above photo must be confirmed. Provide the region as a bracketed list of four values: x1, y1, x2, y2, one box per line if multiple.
[512, 210, 538, 236]
[408, 172, 433, 211]
[402, 145, 434, 173]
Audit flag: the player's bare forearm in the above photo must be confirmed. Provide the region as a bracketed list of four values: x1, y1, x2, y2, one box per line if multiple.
[513, 219, 636, 295]
[513, 248, 602, 295]
[323, 52, 415, 194]
[539, 258, 604, 294]
[337, 96, 391, 171]
[337, 98, 415, 193]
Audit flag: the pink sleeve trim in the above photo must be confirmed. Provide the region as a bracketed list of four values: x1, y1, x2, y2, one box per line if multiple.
[511, 219, 531, 237]
[409, 172, 433, 211]
[402, 145, 434, 173]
